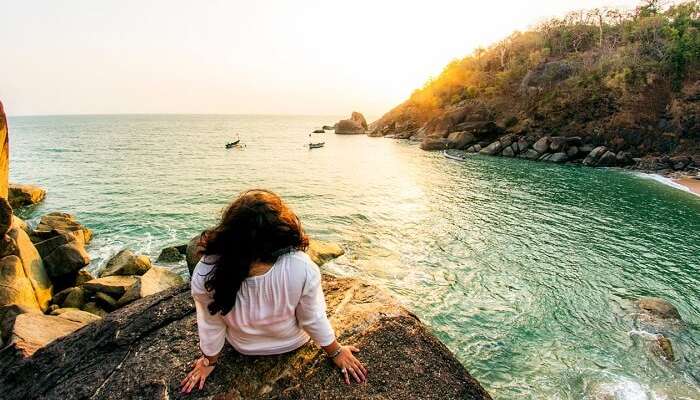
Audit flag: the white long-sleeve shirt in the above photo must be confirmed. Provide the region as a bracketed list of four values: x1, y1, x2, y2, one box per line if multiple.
[190, 250, 336, 356]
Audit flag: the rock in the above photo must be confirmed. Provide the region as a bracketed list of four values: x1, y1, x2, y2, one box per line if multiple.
[533, 137, 550, 153]
[549, 137, 567, 152]
[81, 302, 108, 318]
[636, 297, 682, 321]
[0, 197, 11, 237]
[312, 129, 324, 133]
[174, 244, 188, 254]
[62, 287, 87, 309]
[466, 144, 481, 153]
[549, 152, 568, 163]
[350, 112, 368, 130]
[616, 151, 633, 166]
[0, 256, 41, 311]
[32, 212, 92, 245]
[7, 184, 46, 208]
[0, 276, 492, 400]
[49, 307, 80, 315]
[52, 286, 86, 309]
[118, 266, 184, 306]
[520, 149, 541, 160]
[582, 146, 608, 166]
[597, 151, 618, 167]
[0, 101, 8, 199]
[479, 141, 502, 155]
[33, 232, 76, 259]
[1, 312, 86, 358]
[322, 125, 334, 130]
[156, 246, 183, 263]
[335, 119, 366, 135]
[306, 240, 345, 267]
[566, 146, 579, 158]
[501, 146, 515, 157]
[74, 269, 94, 286]
[99, 249, 151, 277]
[654, 335, 675, 361]
[579, 144, 595, 154]
[420, 137, 450, 150]
[7, 226, 52, 311]
[81, 275, 138, 298]
[56, 309, 101, 324]
[515, 138, 529, 153]
[446, 131, 475, 150]
[43, 242, 90, 283]
[11, 215, 28, 235]
[186, 233, 205, 275]
[95, 292, 118, 311]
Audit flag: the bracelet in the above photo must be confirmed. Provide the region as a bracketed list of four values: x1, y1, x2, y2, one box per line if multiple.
[327, 346, 343, 359]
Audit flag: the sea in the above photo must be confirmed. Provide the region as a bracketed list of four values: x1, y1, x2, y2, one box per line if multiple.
[9, 114, 700, 399]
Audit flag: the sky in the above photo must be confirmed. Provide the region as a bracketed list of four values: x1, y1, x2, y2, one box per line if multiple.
[1, 0, 641, 117]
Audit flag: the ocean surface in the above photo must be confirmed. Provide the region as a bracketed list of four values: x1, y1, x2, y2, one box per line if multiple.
[9, 114, 700, 399]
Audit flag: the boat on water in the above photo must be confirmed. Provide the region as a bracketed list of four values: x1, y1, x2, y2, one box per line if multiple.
[308, 132, 324, 149]
[443, 149, 470, 161]
[225, 134, 243, 149]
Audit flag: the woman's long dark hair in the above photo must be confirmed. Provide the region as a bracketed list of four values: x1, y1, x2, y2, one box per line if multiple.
[200, 189, 308, 315]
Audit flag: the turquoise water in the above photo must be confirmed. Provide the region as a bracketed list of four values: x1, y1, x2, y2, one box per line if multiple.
[9, 114, 700, 399]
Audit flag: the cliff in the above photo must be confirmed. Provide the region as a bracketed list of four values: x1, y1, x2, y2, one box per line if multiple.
[370, 1, 700, 172]
[0, 275, 492, 400]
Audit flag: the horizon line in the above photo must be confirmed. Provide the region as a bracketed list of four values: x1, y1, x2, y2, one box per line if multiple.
[6, 112, 359, 118]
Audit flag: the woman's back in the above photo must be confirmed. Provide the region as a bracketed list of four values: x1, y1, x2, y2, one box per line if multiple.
[191, 250, 334, 356]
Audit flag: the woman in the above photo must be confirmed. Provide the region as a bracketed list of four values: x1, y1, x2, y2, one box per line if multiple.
[181, 189, 367, 394]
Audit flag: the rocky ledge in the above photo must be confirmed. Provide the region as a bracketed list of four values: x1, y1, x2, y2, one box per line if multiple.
[0, 274, 492, 400]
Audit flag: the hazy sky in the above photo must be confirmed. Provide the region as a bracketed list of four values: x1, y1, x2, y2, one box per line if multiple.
[1, 0, 640, 116]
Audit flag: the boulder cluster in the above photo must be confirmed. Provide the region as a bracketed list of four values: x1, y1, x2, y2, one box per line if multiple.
[0, 195, 184, 359]
[369, 101, 700, 176]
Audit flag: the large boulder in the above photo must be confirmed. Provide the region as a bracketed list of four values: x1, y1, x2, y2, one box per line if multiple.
[157, 246, 183, 263]
[420, 137, 450, 150]
[0, 101, 8, 199]
[81, 275, 138, 298]
[0, 276, 492, 400]
[636, 297, 682, 321]
[0, 311, 86, 358]
[0, 256, 41, 311]
[99, 249, 151, 277]
[533, 137, 550, 153]
[42, 242, 90, 287]
[479, 141, 502, 155]
[117, 266, 184, 306]
[8, 184, 46, 208]
[32, 212, 92, 245]
[335, 119, 366, 135]
[33, 232, 76, 259]
[54, 309, 102, 325]
[350, 111, 368, 130]
[446, 131, 475, 150]
[306, 239, 344, 267]
[7, 226, 52, 311]
[582, 146, 609, 166]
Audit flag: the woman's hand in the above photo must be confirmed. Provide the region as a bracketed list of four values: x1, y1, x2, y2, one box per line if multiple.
[180, 356, 216, 394]
[332, 346, 368, 384]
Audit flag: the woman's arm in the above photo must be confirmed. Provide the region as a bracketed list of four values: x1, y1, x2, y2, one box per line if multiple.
[181, 265, 227, 393]
[296, 259, 367, 384]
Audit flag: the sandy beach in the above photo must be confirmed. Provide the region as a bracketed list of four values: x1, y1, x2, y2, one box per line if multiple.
[674, 177, 700, 197]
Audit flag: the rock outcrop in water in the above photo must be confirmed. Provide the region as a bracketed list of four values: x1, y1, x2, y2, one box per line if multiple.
[0, 275, 492, 400]
[8, 183, 46, 208]
[335, 112, 368, 134]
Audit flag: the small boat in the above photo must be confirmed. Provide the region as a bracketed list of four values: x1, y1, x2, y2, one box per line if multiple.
[225, 140, 240, 149]
[443, 149, 469, 161]
[309, 142, 325, 149]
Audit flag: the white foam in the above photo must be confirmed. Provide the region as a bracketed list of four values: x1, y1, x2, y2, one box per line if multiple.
[635, 172, 693, 194]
